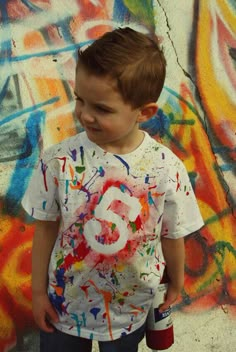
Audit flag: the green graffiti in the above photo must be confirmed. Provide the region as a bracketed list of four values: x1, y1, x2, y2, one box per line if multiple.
[197, 241, 236, 292]
[123, 0, 155, 29]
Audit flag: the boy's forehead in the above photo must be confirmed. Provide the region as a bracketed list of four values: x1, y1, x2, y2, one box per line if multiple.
[75, 66, 118, 92]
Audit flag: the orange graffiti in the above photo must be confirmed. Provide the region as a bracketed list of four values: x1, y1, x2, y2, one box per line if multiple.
[0, 209, 36, 351]
[158, 82, 236, 312]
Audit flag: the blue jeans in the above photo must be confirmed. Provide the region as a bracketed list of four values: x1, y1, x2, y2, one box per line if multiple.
[40, 323, 146, 352]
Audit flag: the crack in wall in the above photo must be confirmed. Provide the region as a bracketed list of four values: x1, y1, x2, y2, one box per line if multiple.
[156, 0, 195, 84]
[155, 0, 235, 218]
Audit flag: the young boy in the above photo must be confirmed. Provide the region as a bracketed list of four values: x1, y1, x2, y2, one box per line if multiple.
[22, 27, 204, 352]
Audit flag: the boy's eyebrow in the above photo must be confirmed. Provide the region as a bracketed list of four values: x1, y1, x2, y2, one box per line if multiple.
[94, 103, 116, 112]
[74, 91, 116, 112]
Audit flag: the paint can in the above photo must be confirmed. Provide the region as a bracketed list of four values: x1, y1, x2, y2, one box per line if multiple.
[146, 271, 174, 350]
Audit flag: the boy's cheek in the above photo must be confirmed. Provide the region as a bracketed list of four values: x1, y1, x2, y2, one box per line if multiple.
[75, 110, 82, 122]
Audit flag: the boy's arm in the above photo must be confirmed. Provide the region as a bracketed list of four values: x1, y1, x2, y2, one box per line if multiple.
[32, 220, 59, 332]
[159, 236, 185, 312]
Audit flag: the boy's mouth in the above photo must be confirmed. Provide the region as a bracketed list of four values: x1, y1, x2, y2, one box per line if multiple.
[86, 126, 101, 132]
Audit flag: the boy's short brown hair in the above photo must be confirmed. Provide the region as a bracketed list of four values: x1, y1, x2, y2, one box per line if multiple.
[77, 27, 166, 109]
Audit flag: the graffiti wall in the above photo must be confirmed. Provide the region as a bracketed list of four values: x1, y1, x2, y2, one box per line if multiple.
[0, 0, 235, 351]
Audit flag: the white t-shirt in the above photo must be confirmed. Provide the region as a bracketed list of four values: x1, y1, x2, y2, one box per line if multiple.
[22, 131, 204, 341]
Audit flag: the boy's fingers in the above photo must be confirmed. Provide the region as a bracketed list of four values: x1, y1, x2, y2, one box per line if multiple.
[45, 318, 57, 333]
[35, 305, 59, 332]
[46, 304, 59, 323]
[42, 320, 55, 333]
[158, 301, 171, 313]
[38, 310, 58, 333]
[158, 292, 178, 312]
[36, 314, 54, 333]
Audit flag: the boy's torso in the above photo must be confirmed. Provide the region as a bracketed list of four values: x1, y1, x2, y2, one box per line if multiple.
[27, 131, 203, 340]
[46, 131, 170, 339]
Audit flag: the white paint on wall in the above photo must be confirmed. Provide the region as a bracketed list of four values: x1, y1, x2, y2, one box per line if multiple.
[10, 308, 236, 351]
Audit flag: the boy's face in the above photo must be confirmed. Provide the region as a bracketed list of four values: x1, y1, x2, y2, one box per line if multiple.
[74, 67, 144, 154]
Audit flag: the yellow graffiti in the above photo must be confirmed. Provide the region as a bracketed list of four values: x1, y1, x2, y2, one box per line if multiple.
[196, 0, 236, 156]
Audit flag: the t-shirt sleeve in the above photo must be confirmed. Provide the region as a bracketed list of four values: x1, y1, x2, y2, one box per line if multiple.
[21, 155, 60, 221]
[160, 158, 204, 239]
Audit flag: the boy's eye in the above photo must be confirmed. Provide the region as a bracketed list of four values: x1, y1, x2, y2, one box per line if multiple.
[75, 96, 83, 102]
[96, 106, 110, 113]
[95, 104, 115, 114]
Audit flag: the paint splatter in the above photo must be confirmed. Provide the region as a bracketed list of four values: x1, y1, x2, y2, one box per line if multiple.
[90, 307, 101, 320]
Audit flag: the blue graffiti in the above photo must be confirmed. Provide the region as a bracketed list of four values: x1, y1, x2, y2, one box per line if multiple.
[4, 110, 45, 214]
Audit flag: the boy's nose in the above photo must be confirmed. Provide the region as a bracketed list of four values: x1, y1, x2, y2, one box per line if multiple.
[76, 105, 95, 123]
[81, 111, 95, 123]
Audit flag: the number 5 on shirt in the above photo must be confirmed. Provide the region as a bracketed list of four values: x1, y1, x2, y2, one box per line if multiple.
[84, 187, 141, 255]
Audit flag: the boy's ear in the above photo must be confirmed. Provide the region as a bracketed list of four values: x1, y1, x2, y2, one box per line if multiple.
[137, 103, 158, 122]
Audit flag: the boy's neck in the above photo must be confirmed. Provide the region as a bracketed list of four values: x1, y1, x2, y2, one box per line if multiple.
[94, 130, 145, 155]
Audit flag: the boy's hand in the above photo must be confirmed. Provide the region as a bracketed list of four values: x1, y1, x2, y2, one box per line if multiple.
[158, 282, 181, 313]
[33, 293, 59, 332]
[160, 237, 185, 313]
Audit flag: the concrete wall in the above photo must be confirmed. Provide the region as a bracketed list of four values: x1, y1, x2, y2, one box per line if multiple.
[0, 1, 235, 351]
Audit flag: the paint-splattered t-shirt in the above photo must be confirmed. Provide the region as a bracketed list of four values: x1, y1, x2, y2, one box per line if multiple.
[22, 131, 204, 341]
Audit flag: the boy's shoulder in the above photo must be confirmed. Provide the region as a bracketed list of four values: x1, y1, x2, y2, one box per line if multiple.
[145, 132, 182, 163]
[42, 131, 87, 160]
